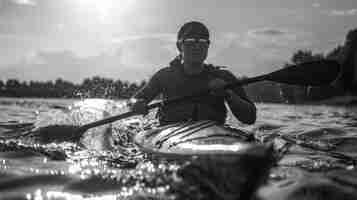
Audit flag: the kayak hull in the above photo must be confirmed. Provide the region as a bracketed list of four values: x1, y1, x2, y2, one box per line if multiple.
[134, 120, 276, 199]
[134, 120, 264, 159]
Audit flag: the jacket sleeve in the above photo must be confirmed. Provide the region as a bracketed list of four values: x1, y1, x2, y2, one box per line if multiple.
[221, 69, 256, 124]
[132, 69, 163, 103]
[221, 70, 254, 104]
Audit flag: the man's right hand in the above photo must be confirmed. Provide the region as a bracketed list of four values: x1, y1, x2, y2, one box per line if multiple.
[129, 98, 149, 115]
[208, 78, 228, 97]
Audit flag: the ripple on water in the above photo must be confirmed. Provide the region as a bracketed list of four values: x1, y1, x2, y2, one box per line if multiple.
[0, 100, 357, 199]
[258, 168, 357, 200]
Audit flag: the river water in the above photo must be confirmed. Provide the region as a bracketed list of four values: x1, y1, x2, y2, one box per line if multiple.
[0, 97, 356, 200]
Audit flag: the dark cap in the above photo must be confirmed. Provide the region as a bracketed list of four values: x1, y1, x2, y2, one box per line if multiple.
[177, 21, 210, 41]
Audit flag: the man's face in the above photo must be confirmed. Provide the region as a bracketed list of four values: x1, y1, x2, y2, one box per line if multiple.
[180, 38, 209, 64]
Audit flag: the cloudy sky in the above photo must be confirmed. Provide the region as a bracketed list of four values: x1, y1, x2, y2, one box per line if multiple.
[0, 0, 356, 83]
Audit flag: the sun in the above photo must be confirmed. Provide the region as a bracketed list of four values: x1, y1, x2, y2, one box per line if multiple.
[75, 0, 135, 23]
[77, 0, 113, 19]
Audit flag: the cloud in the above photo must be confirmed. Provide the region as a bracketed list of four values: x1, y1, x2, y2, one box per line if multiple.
[0, 35, 178, 83]
[113, 35, 176, 68]
[208, 32, 240, 58]
[328, 9, 357, 16]
[312, 2, 320, 8]
[111, 33, 176, 45]
[242, 28, 305, 50]
[0, 50, 122, 83]
[249, 28, 288, 37]
[10, 0, 37, 6]
[208, 30, 307, 77]
[208, 28, 314, 75]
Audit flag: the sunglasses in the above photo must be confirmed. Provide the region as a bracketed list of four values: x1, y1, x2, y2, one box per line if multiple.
[179, 38, 210, 46]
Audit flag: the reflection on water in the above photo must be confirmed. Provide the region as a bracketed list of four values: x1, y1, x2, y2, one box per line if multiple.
[0, 98, 357, 199]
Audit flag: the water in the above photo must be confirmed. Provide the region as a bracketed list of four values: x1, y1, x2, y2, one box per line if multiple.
[0, 97, 357, 199]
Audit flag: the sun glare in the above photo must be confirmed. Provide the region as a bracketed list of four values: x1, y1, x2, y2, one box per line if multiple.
[75, 0, 135, 23]
[78, 0, 112, 12]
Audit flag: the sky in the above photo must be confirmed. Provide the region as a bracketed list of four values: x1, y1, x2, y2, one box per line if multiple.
[0, 0, 356, 83]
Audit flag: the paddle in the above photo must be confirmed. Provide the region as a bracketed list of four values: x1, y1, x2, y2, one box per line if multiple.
[32, 59, 340, 143]
[73, 60, 340, 134]
[278, 134, 357, 165]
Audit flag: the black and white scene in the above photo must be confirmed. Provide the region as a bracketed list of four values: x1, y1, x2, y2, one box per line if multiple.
[0, 0, 357, 199]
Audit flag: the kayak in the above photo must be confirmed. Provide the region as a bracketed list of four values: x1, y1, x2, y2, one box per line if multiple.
[134, 120, 271, 159]
[3, 99, 275, 199]
[134, 120, 276, 199]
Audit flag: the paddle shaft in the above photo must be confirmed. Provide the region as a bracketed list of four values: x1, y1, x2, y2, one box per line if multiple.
[75, 75, 266, 133]
[279, 134, 357, 165]
[76, 60, 340, 133]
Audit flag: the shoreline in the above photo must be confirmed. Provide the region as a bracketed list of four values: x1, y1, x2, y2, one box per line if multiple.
[313, 95, 357, 105]
[1, 96, 357, 106]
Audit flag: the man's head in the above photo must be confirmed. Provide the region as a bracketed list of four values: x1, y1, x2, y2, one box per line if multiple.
[176, 21, 210, 64]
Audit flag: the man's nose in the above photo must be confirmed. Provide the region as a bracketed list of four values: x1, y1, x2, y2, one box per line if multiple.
[192, 43, 202, 49]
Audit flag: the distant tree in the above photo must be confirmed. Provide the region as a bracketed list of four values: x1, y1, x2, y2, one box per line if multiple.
[0, 76, 156, 99]
[121, 81, 130, 98]
[0, 80, 4, 90]
[326, 45, 344, 61]
[54, 78, 77, 97]
[80, 76, 121, 98]
[127, 82, 140, 97]
[291, 50, 324, 64]
[113, 80, 124, 98]
[309, 28, 357, 98]
[339, 28, 357, 93]
[6, 79, 21, 89]
[139, 80, 147, 88]
[4, 79, 21, 97]
[280, 51, 325, 103]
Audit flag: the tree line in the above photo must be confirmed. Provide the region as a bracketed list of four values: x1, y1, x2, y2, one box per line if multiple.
[1, 28, 355, 103]
[245, 47, 345, 103]
[0, 76, 146, 99]
[245, 28, 357, 104]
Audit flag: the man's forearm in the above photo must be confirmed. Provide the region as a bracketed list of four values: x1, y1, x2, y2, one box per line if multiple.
[225, 89, 257, 124]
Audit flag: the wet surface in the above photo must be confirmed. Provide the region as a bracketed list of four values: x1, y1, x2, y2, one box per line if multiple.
[0, 98, 357, 199]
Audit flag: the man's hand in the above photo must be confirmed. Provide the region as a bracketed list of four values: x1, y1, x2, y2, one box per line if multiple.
[128, 98, 149, 115]
[208, 78, 228, 97]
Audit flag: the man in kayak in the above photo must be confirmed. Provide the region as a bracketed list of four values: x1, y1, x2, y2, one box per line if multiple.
[130, 21, 256, 125]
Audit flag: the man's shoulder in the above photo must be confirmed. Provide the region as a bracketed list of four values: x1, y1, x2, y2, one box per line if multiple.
[205, 64, 248, 83]
[205, 63, 227, 70]
[151, 65, 181, 82]
[155, 65, 180, 75]
[205, 64, 236, 77]
[156, 66, 171, 74]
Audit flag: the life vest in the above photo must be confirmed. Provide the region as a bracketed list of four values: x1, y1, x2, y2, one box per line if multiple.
[156, 61, 229, 125]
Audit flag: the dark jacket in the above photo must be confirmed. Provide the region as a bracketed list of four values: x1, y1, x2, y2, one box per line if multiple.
[133, 62, 253, 125]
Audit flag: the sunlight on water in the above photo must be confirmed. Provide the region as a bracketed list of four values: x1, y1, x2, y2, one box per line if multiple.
[0, 98, 357, 199]
[179, 142, 250, 152]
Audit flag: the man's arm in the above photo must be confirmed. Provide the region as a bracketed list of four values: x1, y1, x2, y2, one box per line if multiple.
[225, 88, 257, 124]
[208, 69, 257, 124]
[132, 69, 163, 103]
[130, 70, 163, 114]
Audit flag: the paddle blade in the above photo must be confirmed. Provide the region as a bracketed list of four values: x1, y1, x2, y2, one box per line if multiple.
[265, 60, 340, 86]
[33, 125, 82, 143]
